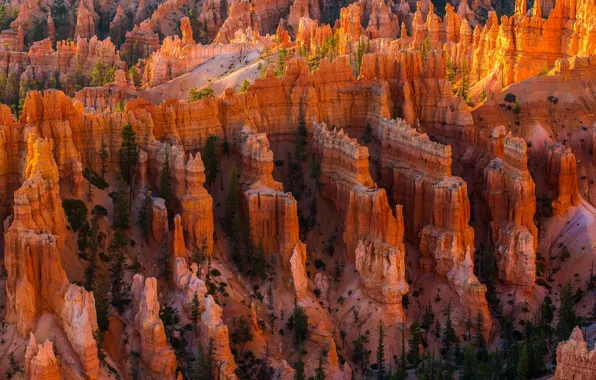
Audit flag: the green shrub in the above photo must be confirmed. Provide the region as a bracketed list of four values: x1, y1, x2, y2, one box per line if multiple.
[62, 199, 88, 232]
[83, 168, 109, 190]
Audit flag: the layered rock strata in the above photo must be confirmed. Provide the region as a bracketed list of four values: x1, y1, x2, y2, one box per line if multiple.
[376, 117, 490, 334]
[4, 135, 99, 378]
[132, 275, 178, 378]
[238, 126, 307, 296]
[483, 134, 537, 288]
[25, 334, 60, 380]
[554, 327, 596, 380]
[546, 143, 580, 216]
[313, 122, 408, 306]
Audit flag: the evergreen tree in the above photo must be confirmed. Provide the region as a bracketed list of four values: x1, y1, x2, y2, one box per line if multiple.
[461, 345, 476, 380]
[257, 342, 275, 379]
[459, 60, 470, 100]
[95, 277, 110, 332]
[294, 353, 306, 380]
[288, 303, 309, 348]
[108, 228, 129, 312]
[408, 320, 423, 368]
[113, 180, 130, 230]
[137, 186, 152, 243]
[376, 320, 386, 379]
[352, 329, 371, 373]
[555, 281, 577, 344]
[295, 100, 308, 162]
[158, 232, 171, 280]
[119, 123, 138, 184]
[446, 56, 457, 84]
[275, 48, 288, 78]
[230, 316, 253, 353]
[315, 350, 326, 380]
[225, 162, 240, 235]
[159, 145, 174, 210]
[441, 301, 459, 364]
[202, 135, 220, 186]
[190, 292, 200, 330]
[422, 302, 434, 340]
[421, 36, 431, 64]
[517, 345, 529, 380]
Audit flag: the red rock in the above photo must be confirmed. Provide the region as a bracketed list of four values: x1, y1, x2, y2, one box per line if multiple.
[120, 25, 161, 62]
[180, 16, 194, 44]
[377, 118, 491, 335]
[75, 0, 99, 39]
[25, 334, 60, 380]
[547, 143, 580, 215]
[483, 135, 537, 288]
[201, 295, 238, 379]
[554, 327, 596, 380]
[151, 197, 169, 243]
[132, 275, 178, 378]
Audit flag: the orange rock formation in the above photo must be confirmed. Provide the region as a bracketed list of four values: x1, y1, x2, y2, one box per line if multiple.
[546, 143, 580, 216]
[313, 122, 409, 307]
[25, 334, 60, 380]
[483, 134, 537, 288]
[554, 327, 596, 380]
[132, 275, 178, 378]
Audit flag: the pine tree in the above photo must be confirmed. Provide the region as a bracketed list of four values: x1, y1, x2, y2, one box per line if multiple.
[446, 56, 456, 84]
[95, 277, 110, 332]
[459, 60, 470, 100]
[108, 228, 129, 312]
[225, 162, 239, 238]
[191, 292, 200, 330]
[158, 232, 171, 280]
[421, 36, 431, 64]
[257, 342, 274, 379]
[376, 320, 386, 379]
[517, 345, 529, 380]
[422, 302, 434, 340]
[408, 320, 423, 368]
[315, 350, 326, 380]
[474, 312, 486, 351]
[294, 353, 306, 380]
[289, 303, 309, 348]
[119, 123, 138, 184]
[113, 180, 130, 230]
[137, 186, 152, 243]
[555, 281, 577, 344]
[202, 135, 220, 186]
[295, 100, 308, 162]
[275, 48, 288, 78]
[461, 345, 476, 380]
[441, 301, 459, 364]
[159, 145, 173, 210]
[352, 328, 371, 373]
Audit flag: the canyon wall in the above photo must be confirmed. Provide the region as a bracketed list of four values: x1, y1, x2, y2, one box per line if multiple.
[313, 122, 409, 307]
[483, 134, 537, 288]
[375, 117, 490, 334]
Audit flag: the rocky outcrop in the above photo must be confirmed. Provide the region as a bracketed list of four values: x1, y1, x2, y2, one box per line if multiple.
[75, 0, 99, 39]
[20, 90, 85, 196]
[215, 0, 291, 44]
[120, 25, 161, 63]
[376, 118, 490, 334]
[554, 327, 596, 380]
[470, 0, 596, 86]
[179, 152, 214, 255]
[151, 197, 169, 243]
[238, 127, 306, 295]
[547, 143, 580, 216]
[25, 334, 60, 380]
[142, 32, 252, 86]
[198, 0, 226, 43]
[313, 122, 409, 308]
[61, 285, 100, 379]
[483, 135, 537, 288]
[355, 233, 408, 304]
[201, 295, 238, 379]
[132, 275, 178, 378]
[4, 135, 99, 378]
